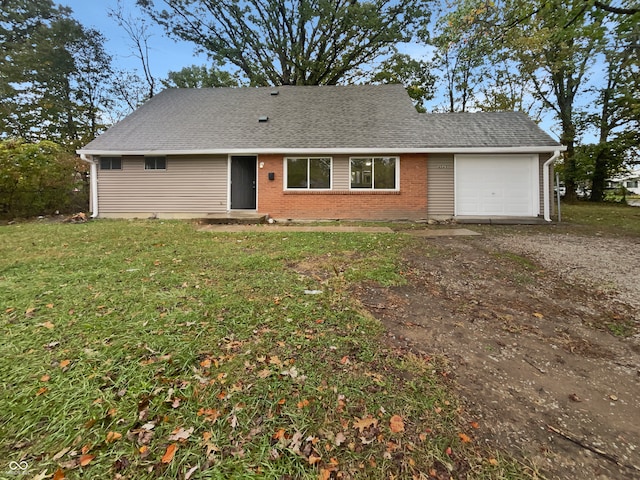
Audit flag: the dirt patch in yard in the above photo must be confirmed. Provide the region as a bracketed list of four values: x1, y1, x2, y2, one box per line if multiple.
[355, 231, 640, 479]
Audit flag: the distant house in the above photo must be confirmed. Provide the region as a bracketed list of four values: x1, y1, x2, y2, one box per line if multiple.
[606, 169, 640, 195]
[78, 85, 565, 222]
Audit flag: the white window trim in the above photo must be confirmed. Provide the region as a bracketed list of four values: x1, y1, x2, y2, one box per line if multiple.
[348, 156, 400, 191]
[283, 157, 333, 190]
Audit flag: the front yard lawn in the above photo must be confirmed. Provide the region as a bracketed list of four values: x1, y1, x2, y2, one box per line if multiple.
[0, 221, 527, 479]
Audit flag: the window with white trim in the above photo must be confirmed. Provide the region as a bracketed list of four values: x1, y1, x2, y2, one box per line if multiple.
[626, 180, 638, 188]
[145, 156, 166, 170]
[285, 157, 331, 189]
[350, 157, 398, 190]
[99, 156, 122, 170]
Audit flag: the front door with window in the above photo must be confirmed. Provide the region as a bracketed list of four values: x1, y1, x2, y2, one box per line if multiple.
[230, 156, 257, 209]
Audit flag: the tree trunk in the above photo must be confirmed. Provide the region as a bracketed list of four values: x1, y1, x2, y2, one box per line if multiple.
[590, 146, 608, 202]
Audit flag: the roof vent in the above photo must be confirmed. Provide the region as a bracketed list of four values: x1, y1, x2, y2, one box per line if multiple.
[270, 90, 279, 96]
[258, 116, 269, 123]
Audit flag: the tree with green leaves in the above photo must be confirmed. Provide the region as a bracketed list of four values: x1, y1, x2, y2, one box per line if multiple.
[370, 54, 435, 112]
[582, 7, 639, 201]
[162, 65, 242, 88]
[430, 0, 494, 112]
[0, 0, 113, 148]
[136, 0, 432, 86]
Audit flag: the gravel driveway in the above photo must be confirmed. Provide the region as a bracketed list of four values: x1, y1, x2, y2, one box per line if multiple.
[358, 230, 640, 479]
[491, 234, 640, 317]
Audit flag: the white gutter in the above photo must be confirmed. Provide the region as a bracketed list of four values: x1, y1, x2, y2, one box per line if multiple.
[543, 150, 561, 222]
[79, 154, 98, 218]
[77, 145, 565, 156]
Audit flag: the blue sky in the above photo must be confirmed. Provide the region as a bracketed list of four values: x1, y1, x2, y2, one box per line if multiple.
[62, 0, 206, 79]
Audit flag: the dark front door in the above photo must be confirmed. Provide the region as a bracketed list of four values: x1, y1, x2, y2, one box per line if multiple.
[230, 156, 257, 209]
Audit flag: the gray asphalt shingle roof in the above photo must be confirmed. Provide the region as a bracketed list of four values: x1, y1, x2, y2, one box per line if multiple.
[79, 84, 561, 154]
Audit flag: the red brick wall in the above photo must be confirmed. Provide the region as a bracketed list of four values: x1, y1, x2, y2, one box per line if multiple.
[257, 153, 428, 220]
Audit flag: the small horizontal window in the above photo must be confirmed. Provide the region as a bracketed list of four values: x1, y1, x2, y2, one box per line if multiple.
[145, 156, 166, 170]
[100, 157, 121, 170]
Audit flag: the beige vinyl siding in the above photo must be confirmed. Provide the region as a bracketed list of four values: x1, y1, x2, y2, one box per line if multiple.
[98, 155, 228, 214]
[427, 154, 454, 216]
[332, 156, 350, 190]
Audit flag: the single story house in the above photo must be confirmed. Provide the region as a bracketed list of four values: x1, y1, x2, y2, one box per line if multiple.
[606, 169, 640, 195]
[78, 84, 565, 222]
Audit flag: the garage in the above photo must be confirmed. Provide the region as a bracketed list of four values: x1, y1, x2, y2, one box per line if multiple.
[455, 154, 540, 217]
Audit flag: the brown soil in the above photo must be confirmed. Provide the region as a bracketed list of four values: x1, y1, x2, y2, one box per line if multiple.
[355, 232, 640, 480]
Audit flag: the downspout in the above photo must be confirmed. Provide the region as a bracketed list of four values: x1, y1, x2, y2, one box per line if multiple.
[543, 150, 561, 222]
[80, 154, 98, 218]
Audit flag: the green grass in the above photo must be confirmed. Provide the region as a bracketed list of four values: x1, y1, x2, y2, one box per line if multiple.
[560, 201, 640, 236]
[0, 220, 529, 479]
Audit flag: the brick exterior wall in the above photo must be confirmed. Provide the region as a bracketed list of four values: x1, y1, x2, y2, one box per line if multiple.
[257, 153, 428, 220]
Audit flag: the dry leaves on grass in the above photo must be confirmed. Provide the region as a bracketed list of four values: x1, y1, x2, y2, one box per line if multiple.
[389, 415, 405, 433]
[161, 443, 178, 464]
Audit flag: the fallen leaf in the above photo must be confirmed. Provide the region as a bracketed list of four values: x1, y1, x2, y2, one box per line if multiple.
[59, 359, 71, 369]
[197, 408, 220, 422]
[46, 303, 54, 309]
[53, 468, 65, 480]
[533, 312, 544, 319]
[470, 421, 480, 429]
[489, 458, 499, 466]
[25, 307, 37, 317]
[389, 415, 405, 433]
[184, 465, 199, 480]
[445, 447, 452, 456]
[40, 374, 50, 382]
[257, 368, 272, 378]
[36, 387, 48, 396]
[79, 454, 95, 466]
[200, 358, 211, 368]
[297, 399, 310, 409]
[139, 445, 150, 458]
[168, 427, 194, 442]
[308, 453, 322, 465]
[5, 307, 15, 313]
[52, 447, 71, 460]
[273, 428, 286, 440]
[42, 321, 55, 329]
[319, 469, 332, 480]
[352, 416, 378, 433]
[106, 431, 122, 443]
[334, 432, 346, 446]
[458, 433, 472, 443]
[281, 366, 299, 378]
[161, 443, 178, 464]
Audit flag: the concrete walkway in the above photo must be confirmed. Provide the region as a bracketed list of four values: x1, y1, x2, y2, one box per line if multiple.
[198, 224, 481, 236]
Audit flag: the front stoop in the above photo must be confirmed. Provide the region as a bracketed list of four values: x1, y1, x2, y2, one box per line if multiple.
[196, 212, 268, 225]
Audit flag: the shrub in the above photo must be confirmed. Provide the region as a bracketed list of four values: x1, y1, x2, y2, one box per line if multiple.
[0, 139, 88, 219]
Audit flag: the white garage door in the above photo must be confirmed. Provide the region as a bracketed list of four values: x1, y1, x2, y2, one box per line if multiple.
[455, 154, 539, 216]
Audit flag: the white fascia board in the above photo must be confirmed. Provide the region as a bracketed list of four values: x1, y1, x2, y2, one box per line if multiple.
[77, 145, 566, 156]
